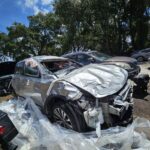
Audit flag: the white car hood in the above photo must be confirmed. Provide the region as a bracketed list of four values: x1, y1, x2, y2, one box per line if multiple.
[63, 64, 128, 98]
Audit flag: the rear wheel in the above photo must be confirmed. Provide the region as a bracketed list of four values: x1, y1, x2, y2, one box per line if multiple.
[137, 56, 144, 62]
[51, 101, 87, 132]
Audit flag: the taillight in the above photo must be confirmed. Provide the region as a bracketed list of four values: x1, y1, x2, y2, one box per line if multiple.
[0, 126, 6, 135]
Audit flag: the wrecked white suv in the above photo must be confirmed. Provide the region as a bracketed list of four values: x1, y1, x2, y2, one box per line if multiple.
[12, 56, 133, 132]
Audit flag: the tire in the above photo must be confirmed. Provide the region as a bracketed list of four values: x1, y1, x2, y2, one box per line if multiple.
[51, 101, 87, 132]
[8, 82, 17, 97]
[137, 56, 144, 62]
[11, 87, 17, 97]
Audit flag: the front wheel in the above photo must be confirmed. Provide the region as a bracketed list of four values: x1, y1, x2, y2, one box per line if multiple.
[52, 101, 87, 132]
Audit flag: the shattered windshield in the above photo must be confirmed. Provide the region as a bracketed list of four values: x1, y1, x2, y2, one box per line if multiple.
[42, 60, 80, 75]
[90, 51, 111, 61]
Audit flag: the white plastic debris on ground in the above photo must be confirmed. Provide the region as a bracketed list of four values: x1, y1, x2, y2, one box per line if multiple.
[0, 97, 150, 150]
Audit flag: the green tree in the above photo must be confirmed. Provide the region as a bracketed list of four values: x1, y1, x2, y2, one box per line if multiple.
[127, 0, 150, 50]
[0, 32, 8, 54]
[54, 0, 150, 54]
[28, 13, 63, 55]
[1, 13, 64, 60]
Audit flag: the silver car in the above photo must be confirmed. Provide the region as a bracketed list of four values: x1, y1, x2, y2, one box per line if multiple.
[12, 56, 133, 132]
[131, 48, 150, 62]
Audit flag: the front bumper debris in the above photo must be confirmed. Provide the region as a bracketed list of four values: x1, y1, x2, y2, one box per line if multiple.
[109, 101, 133, 119]
[84, 80, 133, 128]
[83, 107, 104, 128]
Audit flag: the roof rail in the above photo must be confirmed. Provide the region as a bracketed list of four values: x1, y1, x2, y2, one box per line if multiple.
[63, 48, 92, 55]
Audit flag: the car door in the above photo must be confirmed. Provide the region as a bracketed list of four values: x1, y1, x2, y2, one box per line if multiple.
[22, 59, 45, 106]
[23, 59, 56, 106]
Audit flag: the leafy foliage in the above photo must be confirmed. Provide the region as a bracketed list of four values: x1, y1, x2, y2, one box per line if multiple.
[0, 0, 150, 60]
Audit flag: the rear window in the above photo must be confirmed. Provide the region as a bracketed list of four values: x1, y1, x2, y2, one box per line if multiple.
[142, 49, 150, 53]
[15, 61, 24, 75]
[66, 54, 77, 61]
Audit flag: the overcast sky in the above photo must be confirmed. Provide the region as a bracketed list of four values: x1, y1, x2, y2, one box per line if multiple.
[0, 0, 53, 33]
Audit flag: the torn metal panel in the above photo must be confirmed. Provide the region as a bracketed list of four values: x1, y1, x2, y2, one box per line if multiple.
[50, 80, 82, 100]
[84, 107, 104, 128]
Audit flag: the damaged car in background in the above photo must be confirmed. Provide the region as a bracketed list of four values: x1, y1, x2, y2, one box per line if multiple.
[62, 51, 140, 79]
[12, 56, 133, 132]
[63, 50, 149, 92]
[0, 61, 16, 96]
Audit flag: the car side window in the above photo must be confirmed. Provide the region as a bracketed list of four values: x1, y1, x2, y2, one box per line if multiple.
[76, 54, 92, 65]
[68, 55, 77, 61]
[142, 49, 150, 53]
[24, 60, 40, 77]
[15, 62, 24, 75]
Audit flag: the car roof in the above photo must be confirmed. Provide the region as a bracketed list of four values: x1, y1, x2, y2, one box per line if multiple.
[30, 55, 68, 62]
[141, 48, 150, 51]
[135, 48, 150, 52]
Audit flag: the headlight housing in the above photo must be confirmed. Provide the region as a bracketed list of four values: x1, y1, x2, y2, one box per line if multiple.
[115, 62, 132, 70]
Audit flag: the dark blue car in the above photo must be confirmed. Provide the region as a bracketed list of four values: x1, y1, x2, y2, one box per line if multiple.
[63, 51, 140, 78]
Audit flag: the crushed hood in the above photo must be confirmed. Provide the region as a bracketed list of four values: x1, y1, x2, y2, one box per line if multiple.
[62, 64, 128, 98]
[105, 56, 137, 64]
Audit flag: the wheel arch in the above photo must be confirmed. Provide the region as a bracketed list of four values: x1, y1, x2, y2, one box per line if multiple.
[45, 95, 89, 132]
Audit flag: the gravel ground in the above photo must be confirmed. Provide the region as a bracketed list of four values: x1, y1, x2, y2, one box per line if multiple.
[139, 62, 150, 76]
[132, 62, 150, 139]
[134, 62, 150, 120]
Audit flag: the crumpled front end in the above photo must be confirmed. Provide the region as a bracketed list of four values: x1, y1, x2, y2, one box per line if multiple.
[81, 80, 133, 129]
[47, 64, 132, 129]
[48, 79, 133, 129]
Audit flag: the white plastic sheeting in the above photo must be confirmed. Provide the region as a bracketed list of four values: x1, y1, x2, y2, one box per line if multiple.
[0, 97, 150, 150]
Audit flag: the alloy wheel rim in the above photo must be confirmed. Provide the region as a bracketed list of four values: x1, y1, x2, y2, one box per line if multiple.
[53, 107, 73, 129]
